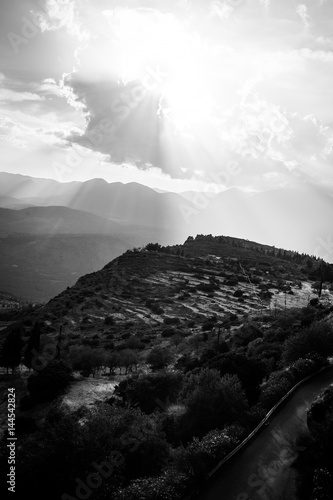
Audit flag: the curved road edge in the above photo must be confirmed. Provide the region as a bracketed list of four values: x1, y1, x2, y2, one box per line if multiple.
[187, 363, 333, 500]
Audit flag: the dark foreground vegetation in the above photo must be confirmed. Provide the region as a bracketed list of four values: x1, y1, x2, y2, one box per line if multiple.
[1, 236, 333, 499]
[1, 302, 333, 500]
[294, 385, 333, 499]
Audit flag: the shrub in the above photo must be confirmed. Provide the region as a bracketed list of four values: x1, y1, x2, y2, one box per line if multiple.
[282, 320, 333, 365]
[180, 369, 248, 437]
[114, 371, 183, 414]
[114, 470, 188, 500]
[197, 283, 218, 293]
[104, 316, 115, 326]
[164, 317, 180, 325]
[174, 425, 245, 480]
[151, 304, 164, 314]
[146, 347, 173, 371]
[27, 360, 73, 403]
[19, 394, 36, 411]
[202, 322, 215, 332]
[70, 347, 105, 377]
[162, 328, 175, 338]
[15, 416, 38, 436]
[225, 280, 238, 286]
[259, 371, 293, 408]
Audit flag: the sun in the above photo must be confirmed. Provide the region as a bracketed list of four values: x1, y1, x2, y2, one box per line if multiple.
[106, 8, 217, 131]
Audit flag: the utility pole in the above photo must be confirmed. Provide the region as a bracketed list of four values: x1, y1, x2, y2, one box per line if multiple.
[318, 260, 324, 298]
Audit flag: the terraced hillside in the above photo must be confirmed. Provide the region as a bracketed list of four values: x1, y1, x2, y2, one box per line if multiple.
[27, 235, 333, 354]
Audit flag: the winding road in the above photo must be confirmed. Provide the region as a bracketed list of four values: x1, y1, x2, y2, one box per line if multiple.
[194, 366, 333, 500]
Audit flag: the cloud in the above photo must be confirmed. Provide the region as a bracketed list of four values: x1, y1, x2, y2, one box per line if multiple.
[208, 1, 234, 20]
[0, 115, 29, 148]
[33, 0, 89, 40]
[2, 0, 333, 191]
[0, 88, 44, 103]
[293, 47, 333, 62]
[296, 4, 311, 31]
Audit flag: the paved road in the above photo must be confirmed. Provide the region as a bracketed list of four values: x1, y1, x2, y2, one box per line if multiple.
[194, 367, 333, 500]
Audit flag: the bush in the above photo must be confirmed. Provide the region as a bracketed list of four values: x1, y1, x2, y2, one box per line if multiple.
[225, 280, 238, 286]
[164, 317, 180, 325]
[162, 328, 175, 338]
[151, 304, 164, 314]
[19, 394, 36, 411]
[202, 322, 215, 331]
[174, 425, 245, 481]
[259, 371, 293, 408]
[15, 416, 38, 436]
[197, 283, 218, 293]
[180, 369, 248, 437]
[70, 347, 105, 376]
[114, 470, 189, 500]
[27, 360, 73, 403]
[282, 320, 333, 365]
[114, 372, 183, 413]
[13, 404, 170, 500]
[104, 316, 115, 326]
[146, 347, 173, 370]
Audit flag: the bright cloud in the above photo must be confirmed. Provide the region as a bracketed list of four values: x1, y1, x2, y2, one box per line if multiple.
[0, 0, 333, 191]
[296, 4, 311, 31]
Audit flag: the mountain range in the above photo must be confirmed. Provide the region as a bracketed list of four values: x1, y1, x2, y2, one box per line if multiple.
[0, 172, 332, 301]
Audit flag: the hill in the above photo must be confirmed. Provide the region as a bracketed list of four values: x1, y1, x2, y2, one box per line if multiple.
[0, 206, 184, 301]
[0, 206, 123, 235]
[1, 234, 333, 500]
[27, 235, 333, 350]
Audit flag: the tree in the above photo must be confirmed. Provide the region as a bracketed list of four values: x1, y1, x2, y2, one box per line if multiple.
[106, 351, 121, 374]
[307, 386, 333, 443]
[180, 368, 248, 437]
[312, 281, 324, 297]
[282, 321, 333, 365]
[27, 360, 73, 402]
[259, 371, 293, 408]
[24, 322, 41, 370]
[146, 347, 172, 371]
[114, 371, 183, 413]
[119, 349, 138, 374]
[0, 325, 23, 373]
[145, 243, 162, 252]
[210, 352, 266, 405]
[70, 347, 105, 377]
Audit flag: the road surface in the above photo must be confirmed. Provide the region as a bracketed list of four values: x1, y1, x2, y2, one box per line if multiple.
[194, 366, 333, 500]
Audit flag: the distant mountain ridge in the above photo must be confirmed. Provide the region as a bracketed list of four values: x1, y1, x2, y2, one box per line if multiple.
[0, 172, 332, 301]
[0, 206, 123, 235]
[0, 172, 332, 260]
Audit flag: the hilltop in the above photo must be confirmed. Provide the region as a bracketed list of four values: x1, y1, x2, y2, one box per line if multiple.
[25, 234, 333, 353]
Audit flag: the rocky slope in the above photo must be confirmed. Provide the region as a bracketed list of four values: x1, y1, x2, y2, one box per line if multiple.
[28, 235, 333, 353]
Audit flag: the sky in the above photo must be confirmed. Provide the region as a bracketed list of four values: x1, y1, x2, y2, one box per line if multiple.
[0, 0, 333, 194]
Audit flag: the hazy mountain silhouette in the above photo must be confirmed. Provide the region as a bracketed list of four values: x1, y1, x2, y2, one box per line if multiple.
[1, 173, 332, 265]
